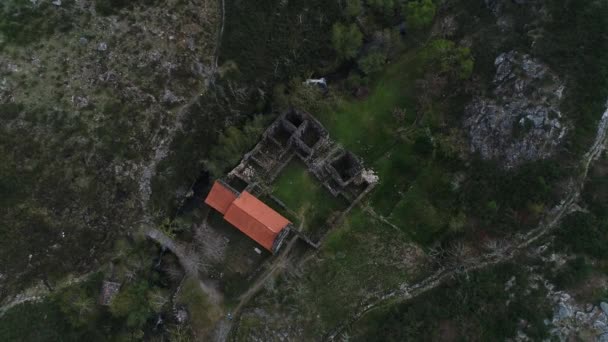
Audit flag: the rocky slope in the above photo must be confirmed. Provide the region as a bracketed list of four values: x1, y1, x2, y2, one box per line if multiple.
[0, 0, 220, 300]
[464, 50, 567, 168]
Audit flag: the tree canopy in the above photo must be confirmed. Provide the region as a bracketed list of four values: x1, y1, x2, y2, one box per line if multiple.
[358, 52, 386, 75]
[332, 23, 363, 60]
[405, 0, 436, 30]
[345, 0, 362, 18]
[422, 39, 474, 80]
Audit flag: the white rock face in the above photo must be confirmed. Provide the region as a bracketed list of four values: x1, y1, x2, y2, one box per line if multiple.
[360, 168, 379, 184]
[464, 51, 567, 168]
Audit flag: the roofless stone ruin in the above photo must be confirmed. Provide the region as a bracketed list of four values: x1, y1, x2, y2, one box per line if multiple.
[205, 109, 378, 252]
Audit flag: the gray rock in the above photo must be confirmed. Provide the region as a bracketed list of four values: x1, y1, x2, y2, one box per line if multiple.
[594, 320, 608, 332]
[161, 89, 181, 105]
[79, 37, 88, 45]
[51, 0, 61, 6]
[72, 95, 89, 109]
[601, 302, 608, 315]
[175, 307, 188, 323]
[484, 0, 502, 15]
[555, 303, 573, 320]
[463, 51, 567, 168]
[97, 42, 108, 52]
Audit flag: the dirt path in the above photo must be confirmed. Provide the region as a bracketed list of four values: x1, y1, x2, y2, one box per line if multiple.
[145, 228, 223, 306]
[0, 272, 92, 317]
[325, 103, 608, 340]
[214, 0, 226, 69]
[235, 236, 299, 314]
[212, 225, 303, 342]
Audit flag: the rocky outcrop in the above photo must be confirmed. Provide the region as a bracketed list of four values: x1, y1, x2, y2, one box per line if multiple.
[547, 292, 608, 341]
[464, 51, 567, 168]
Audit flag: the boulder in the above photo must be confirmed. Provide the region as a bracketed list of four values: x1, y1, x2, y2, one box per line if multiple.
[601, 302, 608, 315]
[555, 303, 573, 320]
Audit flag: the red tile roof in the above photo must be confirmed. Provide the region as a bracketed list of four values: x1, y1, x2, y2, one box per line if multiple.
[204, 181, 238, 214]
[204, 181, 290, 251]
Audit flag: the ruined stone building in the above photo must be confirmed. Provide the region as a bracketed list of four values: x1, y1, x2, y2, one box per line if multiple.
[204, 109, 378, 251]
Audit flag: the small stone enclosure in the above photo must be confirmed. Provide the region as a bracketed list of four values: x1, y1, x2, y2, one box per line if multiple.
[223, 109, 378, 246]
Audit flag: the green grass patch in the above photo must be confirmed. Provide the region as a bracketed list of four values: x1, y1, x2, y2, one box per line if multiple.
[0, 300, 82, 341]
[317, 51, 422, 161]
[272, 160, 348, 239]
[176, 276, 222, 339]
[0, 1, 75, 47]
[0, 273, 131, 341]
[316, 50, 460, 244]
[291, 208, 414, 334]
[368, 141, 421, 215]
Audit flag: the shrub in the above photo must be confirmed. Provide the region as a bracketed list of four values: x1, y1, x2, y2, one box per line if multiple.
[345, 0, 363, 18]
[366, 0, 395, 15]
[462, 158, 563, 227]
[0, 2, 73, 46]
[390, 185, 446, 244]
[0, 103, 24, 120]
[358, 51, 386, 75]
[422, 39, 474, 80]
[332, 23, 363, 60]
[556, 212, 608, 259]
[56, 287, 98, 328]
[109, 280, 156, 329]
[405, 0, 436, 30]
[552, 257, 592, 289]
[176, 277, 222, 338]
[356, 263, 551, 340]
[535, 0, 608, 153]
[205, 114, 271, 177]
[94, 0, 158, 16]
